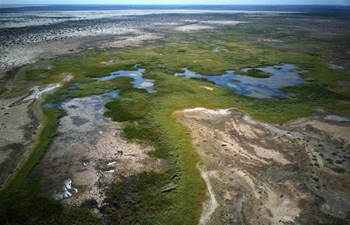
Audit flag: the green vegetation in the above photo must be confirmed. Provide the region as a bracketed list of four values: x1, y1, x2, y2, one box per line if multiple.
[328, 166, 347, 173]
[104, 88, 150, 122]
[0, 179, 100, 225]
[1, 21, 349, 225]
[239, 68, 273, 78]
[68, 76, 134, 99]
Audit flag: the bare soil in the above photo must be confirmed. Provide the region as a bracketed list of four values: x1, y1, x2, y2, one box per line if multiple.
[0, 96, 38, 187]
[179, 107, 350, 225]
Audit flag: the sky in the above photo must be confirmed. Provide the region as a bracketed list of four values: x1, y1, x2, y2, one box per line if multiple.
[1, 0, 350, 5]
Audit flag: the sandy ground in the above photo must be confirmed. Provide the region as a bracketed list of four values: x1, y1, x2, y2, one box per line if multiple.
[179, 107, 350, 225]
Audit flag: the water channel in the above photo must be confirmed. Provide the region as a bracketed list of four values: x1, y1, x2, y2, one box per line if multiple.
[95, 63, 155, 92]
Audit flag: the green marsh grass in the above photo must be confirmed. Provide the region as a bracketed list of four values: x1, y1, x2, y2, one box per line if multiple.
[239, 68, 273, 78]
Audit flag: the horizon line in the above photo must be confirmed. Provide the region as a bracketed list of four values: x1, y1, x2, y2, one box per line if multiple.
[1, 4, 349, 6]
[1, 4, 349, 9]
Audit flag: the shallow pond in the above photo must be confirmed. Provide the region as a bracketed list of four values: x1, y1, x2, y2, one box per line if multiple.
[96, 64, 155, 92]
[175, 64, 306, 99]
[42, 64, 153, 109]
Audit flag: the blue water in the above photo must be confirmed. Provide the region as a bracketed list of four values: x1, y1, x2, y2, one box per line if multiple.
[175, 64, 306, 99]
[42, 89, 121, 109]
[43, 64, 155, 109]
[95, 66, 155, 93]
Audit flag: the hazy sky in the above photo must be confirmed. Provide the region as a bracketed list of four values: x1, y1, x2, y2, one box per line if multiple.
[2, 0, 350, 5]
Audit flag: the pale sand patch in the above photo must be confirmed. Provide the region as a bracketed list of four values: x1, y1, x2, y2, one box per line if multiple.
[201, 86, 214, 91]
[261, 181, 301, 224]
[243, 115, 295, 139]
[213, 46, 229, 52]
[183, 107, 230, 115]
[235, 170, 261, 198]
[140, 81, 154, 87]
[258, 38, 284, 43]
[200, 20, 246, 26]
[101, 33, 163, 49]
[0, 97, 32, 146]
[324, 115, 349, 122]
[23, 74, 73, 102]
[253, 145, 291, 165]
[194, 59, 212, 63]
[328, 63, 344, 71]
[174, 24, 214, 32]
[198, 169, 219, 225]
[212, 129, 271, 165]
[22, 83, 61, 102]
[100, 58, 122, 65]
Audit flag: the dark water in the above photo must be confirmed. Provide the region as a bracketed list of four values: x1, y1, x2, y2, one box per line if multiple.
[175, 64, 306, 99]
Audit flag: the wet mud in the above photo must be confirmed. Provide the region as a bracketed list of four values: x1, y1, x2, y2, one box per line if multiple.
[33, 92, 161, 212]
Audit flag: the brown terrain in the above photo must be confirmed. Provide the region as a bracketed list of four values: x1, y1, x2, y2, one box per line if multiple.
[0, 97, 38, 186]
[179, 107, 350, 224]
